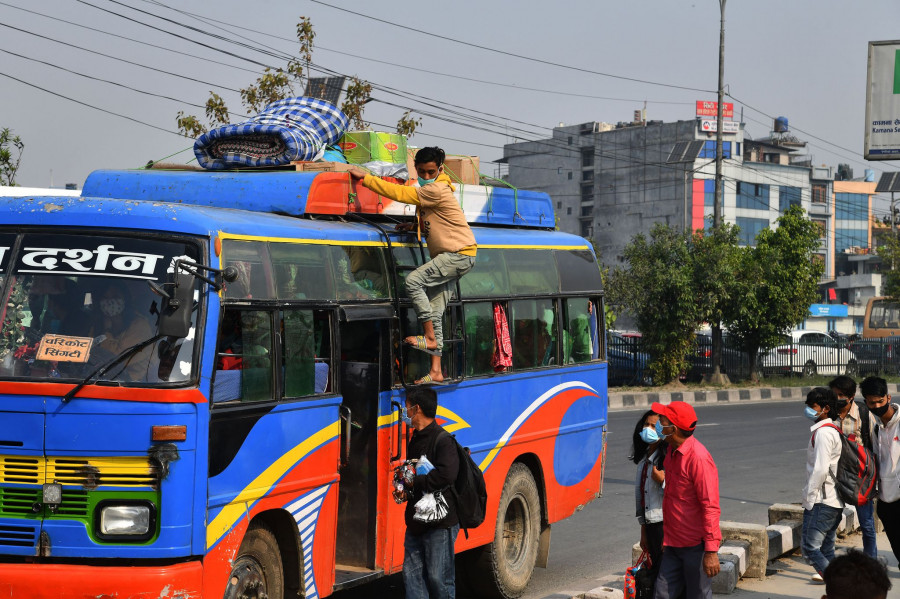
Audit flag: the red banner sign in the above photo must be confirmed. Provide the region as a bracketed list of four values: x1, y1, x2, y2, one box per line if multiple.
[696, 101, 733, 118]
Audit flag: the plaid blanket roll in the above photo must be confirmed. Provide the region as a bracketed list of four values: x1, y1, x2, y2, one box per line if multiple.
[193, 97, 349, 170]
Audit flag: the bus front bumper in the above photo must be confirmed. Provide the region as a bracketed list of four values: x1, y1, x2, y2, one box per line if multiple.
[0, 560, 203, 598]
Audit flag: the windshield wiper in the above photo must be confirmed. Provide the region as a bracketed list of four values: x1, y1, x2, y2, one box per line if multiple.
[62, 334, 162, 402]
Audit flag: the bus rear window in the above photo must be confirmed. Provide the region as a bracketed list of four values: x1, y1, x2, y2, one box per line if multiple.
[0, 233, 202, 385]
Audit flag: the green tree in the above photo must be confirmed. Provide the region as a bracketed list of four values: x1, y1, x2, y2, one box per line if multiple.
[877, 232, 900, 299]
[692, 222, 743, 379]
[176, 17, 422, 139]
[607, 224, 701, 383]
[0, 128, 24, 186]
[723, 205, 824, 381]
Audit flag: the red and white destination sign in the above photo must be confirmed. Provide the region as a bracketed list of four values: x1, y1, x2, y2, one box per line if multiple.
[700, 119, 740, 133]
[696, 101, 734, 118]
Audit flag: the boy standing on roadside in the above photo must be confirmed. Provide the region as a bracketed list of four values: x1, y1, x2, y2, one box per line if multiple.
[348, 147, 476, 385]
[861, 376, 900, 564]
[828, 375, 878, 558]
[802, 387, 844, 584]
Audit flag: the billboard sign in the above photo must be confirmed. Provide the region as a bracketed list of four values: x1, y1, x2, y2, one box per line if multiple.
[700, 119, 740, 134]
[864, 40, 900, 160]
[809, 304, 849, 318]
[696, 101, 733, 118]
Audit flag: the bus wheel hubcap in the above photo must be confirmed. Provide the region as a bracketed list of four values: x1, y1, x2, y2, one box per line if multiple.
[227, 556, 268, 599]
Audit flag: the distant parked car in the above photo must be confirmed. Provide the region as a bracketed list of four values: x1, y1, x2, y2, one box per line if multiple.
[759, 330, 859, 377]
[685, 333, 756, 381]
[607, 331, 653, 386]
[848, 337, 900, 375]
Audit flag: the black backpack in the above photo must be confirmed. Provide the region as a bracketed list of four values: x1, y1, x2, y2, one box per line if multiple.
[435, 430, 488, 538]
[812, 423, 877, 507]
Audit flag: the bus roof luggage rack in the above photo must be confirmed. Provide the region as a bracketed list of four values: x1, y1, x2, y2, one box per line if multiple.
[81, 170, 556, 230]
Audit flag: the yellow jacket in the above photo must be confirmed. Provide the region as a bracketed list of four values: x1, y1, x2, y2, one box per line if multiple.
[362, 173, 477, 258]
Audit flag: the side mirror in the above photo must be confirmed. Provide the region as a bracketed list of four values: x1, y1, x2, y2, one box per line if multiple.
[153, 273, 194, 338]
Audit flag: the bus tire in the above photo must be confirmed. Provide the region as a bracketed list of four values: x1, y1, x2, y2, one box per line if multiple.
[224, 522, 284, 599]
[802, 360, 817, 378]
[468, 463, 541, 599]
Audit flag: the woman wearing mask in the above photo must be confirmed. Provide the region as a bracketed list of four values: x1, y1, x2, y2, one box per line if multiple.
[631, 409, 666, 595]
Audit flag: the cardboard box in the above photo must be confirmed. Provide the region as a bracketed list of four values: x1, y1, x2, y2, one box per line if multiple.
[291, 161, 356, 173]
[443, 155, 480, 185]
[339, 131, 407, 165]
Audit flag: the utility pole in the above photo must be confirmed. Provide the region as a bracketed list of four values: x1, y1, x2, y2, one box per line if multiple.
[708, 0, 729, 383]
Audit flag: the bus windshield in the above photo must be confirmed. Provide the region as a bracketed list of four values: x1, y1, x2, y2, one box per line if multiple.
[0, 231, 202, 384]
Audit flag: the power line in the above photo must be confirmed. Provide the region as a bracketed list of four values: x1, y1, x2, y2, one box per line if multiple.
[0, 71, 182, 136]
[0, 1, 260, 75]
[139, 0, 693, 105]
[0, 46, 244, 119]
[0, 22, 243, 93]
[309, 0, 714, 94]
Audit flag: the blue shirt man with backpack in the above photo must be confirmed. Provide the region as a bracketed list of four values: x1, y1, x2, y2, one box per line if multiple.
[398, 387, 460, 599]
[802, 387, 844, 584]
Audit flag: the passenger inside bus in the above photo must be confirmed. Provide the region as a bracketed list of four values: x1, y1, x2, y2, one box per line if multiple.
[93, 281, 154, 380]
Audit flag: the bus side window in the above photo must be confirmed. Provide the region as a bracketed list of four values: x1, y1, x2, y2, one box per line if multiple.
[283, 309, 331, 397]
[212, 309, 274, 403]
[464, 302, 496, 376]
[564, 297, 595, 364]
[511, 299, 555, 370]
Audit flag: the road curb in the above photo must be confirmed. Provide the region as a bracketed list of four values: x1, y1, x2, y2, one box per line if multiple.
[608, 383, 900, 411]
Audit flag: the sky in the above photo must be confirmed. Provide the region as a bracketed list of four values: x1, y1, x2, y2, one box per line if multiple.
[2, 0, 899, 205]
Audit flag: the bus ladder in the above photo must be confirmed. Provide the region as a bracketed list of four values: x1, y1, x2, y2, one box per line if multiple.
[346, 213, 466, 387]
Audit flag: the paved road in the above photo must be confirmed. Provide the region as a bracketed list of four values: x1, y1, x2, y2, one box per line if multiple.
[333, 399, 811, 599]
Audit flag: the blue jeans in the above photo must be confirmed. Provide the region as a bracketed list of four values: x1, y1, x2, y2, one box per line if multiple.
[802, 504, 843, 575]
[857, 499, 878, 558]
[403, 524, 460, 599]
[653, 543, 711, 599]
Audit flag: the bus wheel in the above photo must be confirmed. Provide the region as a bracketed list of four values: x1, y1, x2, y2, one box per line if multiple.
[802, 360, 817, 378]
[225, 522, 284, 599]
[845, 360, 858, 376]
[468, 463, 541, 599]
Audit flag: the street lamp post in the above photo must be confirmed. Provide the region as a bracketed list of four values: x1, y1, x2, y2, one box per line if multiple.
[708, 0, 729, 383]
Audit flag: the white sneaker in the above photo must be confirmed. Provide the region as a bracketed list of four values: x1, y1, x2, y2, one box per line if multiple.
[811, 573, 824, 584]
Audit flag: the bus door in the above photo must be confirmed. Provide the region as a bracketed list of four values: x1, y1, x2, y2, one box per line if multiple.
[333, 304, 393, 589]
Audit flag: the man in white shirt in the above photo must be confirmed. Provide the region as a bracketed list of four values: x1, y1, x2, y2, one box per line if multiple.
[801, 387, 844, 584]
[861, 376, 900, 565]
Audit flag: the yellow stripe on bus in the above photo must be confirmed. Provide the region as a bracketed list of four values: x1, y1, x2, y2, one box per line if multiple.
[217, 232, 589, 252]
[206, 420, 340, 550]
[218, 232, 385, 247]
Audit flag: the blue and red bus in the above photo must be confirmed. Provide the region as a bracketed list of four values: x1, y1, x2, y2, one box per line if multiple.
[0, 168, 607, 599]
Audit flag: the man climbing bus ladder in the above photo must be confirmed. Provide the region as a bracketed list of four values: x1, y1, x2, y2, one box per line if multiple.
[348, 146, 477, 385]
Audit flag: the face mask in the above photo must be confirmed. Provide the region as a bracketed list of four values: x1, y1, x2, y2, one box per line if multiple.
[870, 403, 890, 417]
[401, 406, 414, 426]
[804, 406, 823, 421]
[417, 177, 437, 187]
[100, 298, 125, 318]
[640, 427, 659, 444]
[654, 420, 673, 439]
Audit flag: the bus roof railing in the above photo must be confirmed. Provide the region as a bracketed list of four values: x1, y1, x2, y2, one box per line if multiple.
[81, 169, 556, 231]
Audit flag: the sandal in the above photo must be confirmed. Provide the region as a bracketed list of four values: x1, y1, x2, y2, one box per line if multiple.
[405, 335, 442, 356]
[414, 373, 447, 386]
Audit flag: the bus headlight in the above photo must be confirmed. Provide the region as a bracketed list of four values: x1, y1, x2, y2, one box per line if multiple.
[97, 502, 155, 540]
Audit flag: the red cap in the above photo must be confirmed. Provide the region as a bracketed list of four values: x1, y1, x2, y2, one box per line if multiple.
[651, 401, 698, 431]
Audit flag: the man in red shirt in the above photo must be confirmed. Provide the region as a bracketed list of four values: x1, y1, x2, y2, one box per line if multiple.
[651, 401, 721, 599]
